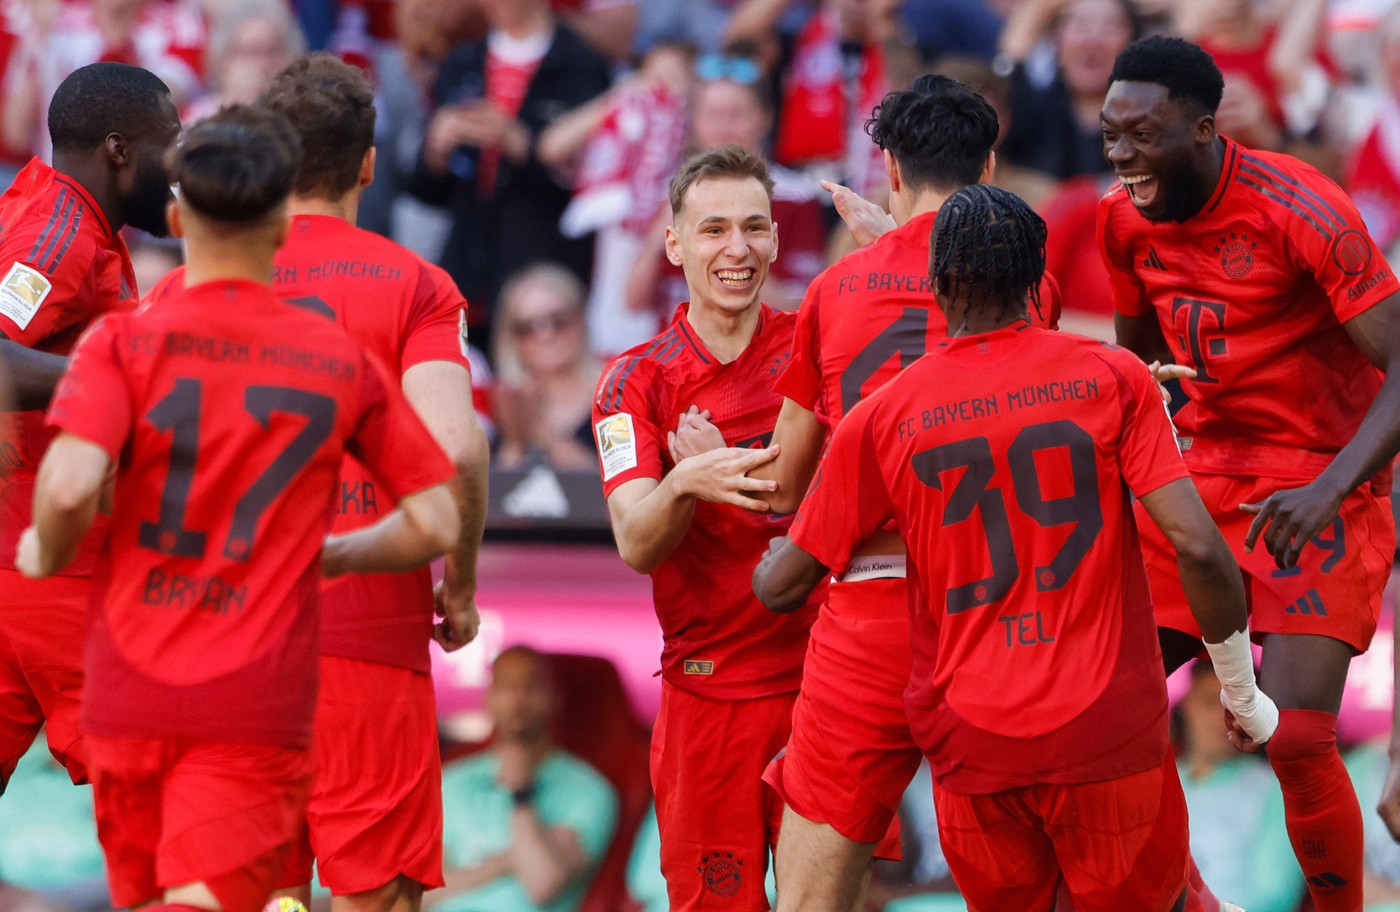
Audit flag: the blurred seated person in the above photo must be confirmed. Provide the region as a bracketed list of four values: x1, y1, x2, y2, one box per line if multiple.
[626, 57, 827, 318]
[434, 646, 619, 912]
[996, 0, 1140, 181]
[490, 263, 602, 471]
[410, 0, 611, 350]
[1175, 662, 1305, 912]
[867, 761, 967, 912]
[183, 0, 307, 122]
[0, 739, 108, 911]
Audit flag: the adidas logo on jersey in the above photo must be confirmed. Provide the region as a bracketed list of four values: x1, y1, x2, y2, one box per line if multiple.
[1141, 246, 1167, 271]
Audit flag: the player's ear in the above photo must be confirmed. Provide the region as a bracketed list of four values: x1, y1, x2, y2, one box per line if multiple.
[884, 149, 900, 194]
[664, 224, 683, 267]
[1194, 114, 1216, 145]
[980, 150, 996, 186]
[104, 132, 128, 167]
[769, 221, 779, 262]
[166, 200, 184, 239]
[360, 147, 376, 189]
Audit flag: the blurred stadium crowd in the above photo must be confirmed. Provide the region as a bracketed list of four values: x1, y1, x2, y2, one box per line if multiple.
[4, 0, 1400, 910]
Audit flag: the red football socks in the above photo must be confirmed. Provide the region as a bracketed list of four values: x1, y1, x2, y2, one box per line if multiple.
[1267, 709, 1363, 912]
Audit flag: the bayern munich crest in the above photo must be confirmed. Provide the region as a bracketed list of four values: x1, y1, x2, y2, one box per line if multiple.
[699, 852, 744, 896]
[1213, 232, 1258, 279]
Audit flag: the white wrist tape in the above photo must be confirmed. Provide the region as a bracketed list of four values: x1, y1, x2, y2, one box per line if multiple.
[1204, 629, 1280, 744]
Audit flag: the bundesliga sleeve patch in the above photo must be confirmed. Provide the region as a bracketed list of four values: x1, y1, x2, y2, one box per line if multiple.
[595, 412, 638, 481]
[0, 262, 53, 330]
[457, 306, 469, 357]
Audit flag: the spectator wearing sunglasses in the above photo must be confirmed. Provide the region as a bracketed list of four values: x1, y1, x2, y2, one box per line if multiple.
[491, 262, 604, 471]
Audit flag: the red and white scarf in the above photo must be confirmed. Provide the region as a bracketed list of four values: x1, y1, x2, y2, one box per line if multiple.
[561, 80, 687, 238]
[773, 10, 887, 197]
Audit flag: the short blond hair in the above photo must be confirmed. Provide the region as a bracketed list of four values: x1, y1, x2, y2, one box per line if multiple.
[668, 144, 774, 218]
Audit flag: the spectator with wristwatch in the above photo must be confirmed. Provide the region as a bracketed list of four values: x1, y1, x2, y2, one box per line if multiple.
[434, 646, 619, 912]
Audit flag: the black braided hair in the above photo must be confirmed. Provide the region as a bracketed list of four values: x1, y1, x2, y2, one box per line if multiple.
[930, 184, 1046, 321]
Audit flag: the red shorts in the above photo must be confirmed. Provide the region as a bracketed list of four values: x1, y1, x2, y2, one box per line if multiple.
[764, 577, 913, 859]
[1139, 474, 1394, 652]
[652, 682, 794, 912]
[0, 570, 88, 788]
[933, 751, 1189, 912]
[281, 657, 444, 894]
[87, 733, 314, 912]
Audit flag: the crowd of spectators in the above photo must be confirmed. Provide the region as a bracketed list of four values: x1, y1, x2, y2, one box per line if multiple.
[5, 0, 1400, 909]
[1, 0, 1395, 474]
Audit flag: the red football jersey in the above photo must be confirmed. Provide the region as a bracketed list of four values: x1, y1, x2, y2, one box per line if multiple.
[593, 303, 819, 699]
[0, 158, 137, 575]
[778, 210, 1063, 433]
[1098, 138, 1398, 481]
[147, 215, 472, 672]
[48, 279, 455, 748]
[791, 325, 1188, 793]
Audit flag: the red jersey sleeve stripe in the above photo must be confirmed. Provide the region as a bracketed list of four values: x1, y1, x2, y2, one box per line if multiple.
[1236, 170, 1338, 241]
[600, 355, 646, 413]
[27, 190, 74, 268]
[600, 328, 684, 412]
[1239, 153, 1347, 230]
[44, 206, 82, 273]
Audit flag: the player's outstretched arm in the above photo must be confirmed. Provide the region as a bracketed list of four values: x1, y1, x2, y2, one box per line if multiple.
[1243, 294, 1400, 569]
[752, 535, 828, 613]
[403, 360, 490, 651]
[1139, 477, 1279, 747]
[748, 398, 828, 515]
[0, 338, 68, 411]
[322, 483, 460, 578]
[18, 432, 109, 578]
[606, 446, 781, 573]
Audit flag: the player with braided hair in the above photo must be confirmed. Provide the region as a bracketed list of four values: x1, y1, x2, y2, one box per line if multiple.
[928, 183, 1046, 323]
[754, 183, 1276, 910]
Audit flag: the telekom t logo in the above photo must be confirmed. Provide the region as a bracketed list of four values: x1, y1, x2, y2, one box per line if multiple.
[1170, 296, 1228, 384]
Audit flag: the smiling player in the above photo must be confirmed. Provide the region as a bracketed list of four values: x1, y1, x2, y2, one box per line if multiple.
[1098, 37, 1400, 911]
[592, 145, 820, 912]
